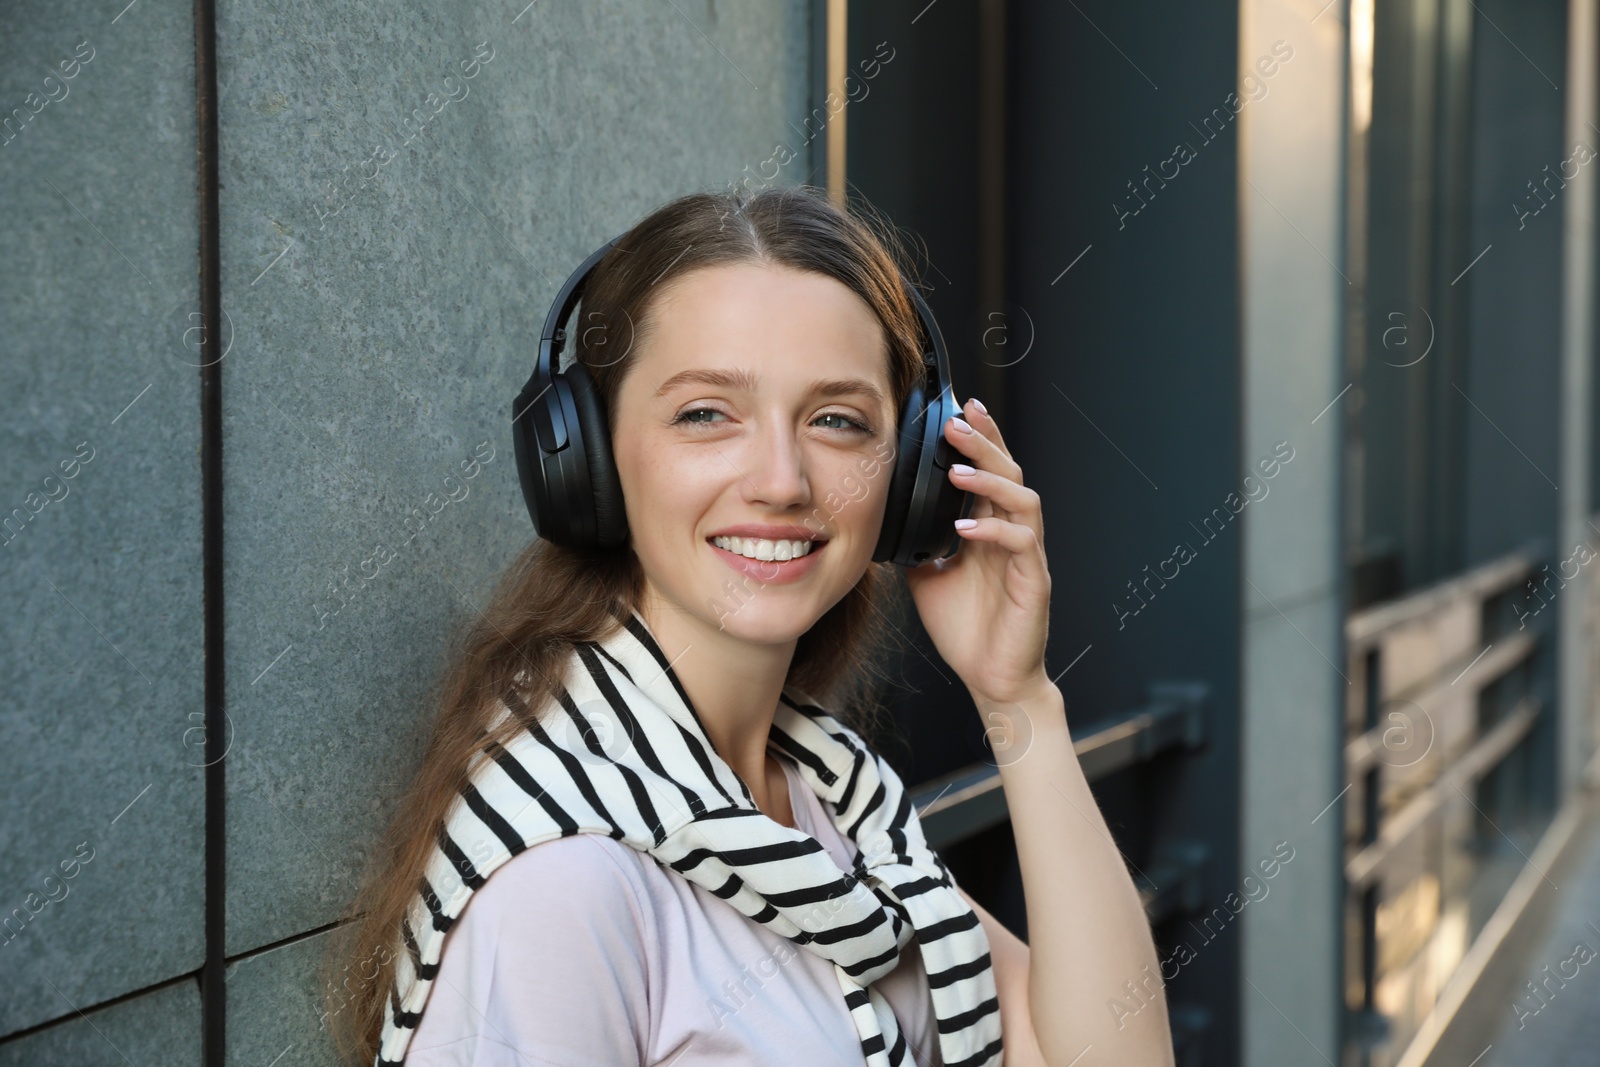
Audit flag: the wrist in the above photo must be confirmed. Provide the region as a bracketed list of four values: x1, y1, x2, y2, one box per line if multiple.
[967, 670, 1060, 712]
[969, 675, 1067, 766]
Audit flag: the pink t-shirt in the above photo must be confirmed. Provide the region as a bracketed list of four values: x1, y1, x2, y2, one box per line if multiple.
[404, 755, 947, 1067]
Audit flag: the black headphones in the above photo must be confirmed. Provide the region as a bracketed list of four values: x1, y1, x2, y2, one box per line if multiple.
[511, 233, 975, 566]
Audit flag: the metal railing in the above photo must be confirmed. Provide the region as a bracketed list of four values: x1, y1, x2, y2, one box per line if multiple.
[1341, 544, 1544, 1058]
[909, 680, 1210, 923]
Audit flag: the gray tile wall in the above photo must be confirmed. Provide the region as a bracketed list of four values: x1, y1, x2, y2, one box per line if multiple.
[0, 980, 200, 1067]
[0, 0, 205, 1041]
[225, 930, 345, 1067]
[4, 0, 812, 1060]
[218, 0, 813, 954]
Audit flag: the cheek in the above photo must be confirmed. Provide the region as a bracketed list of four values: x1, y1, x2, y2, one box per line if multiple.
[827, 452, 892, 529]
[618, 445, 715, 545]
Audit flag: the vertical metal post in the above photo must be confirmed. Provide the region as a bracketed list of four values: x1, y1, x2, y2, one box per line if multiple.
[826, 0, 847, 205]
[1559, 0, 1597, 795]
[976, 0, 1009, 429]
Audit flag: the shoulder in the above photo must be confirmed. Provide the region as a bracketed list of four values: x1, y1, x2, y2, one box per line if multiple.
[482, 832, 646, 890]
[463, 833, 657, 953]
[412, 835, 662, 1064]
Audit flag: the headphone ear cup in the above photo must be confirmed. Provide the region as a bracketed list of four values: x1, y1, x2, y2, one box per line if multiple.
[912, 386, 976, 564]
[872, 378, 927, 563]
[564, 359, 629, 549]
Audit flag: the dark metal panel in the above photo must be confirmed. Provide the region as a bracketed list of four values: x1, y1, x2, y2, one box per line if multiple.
[1459, 0, 1568, 826]
[1460, 0, 1566, 569]
[841, 0, 995, 810]
[845, 1, 1243, 1061]
[1006, 1, 1244, 1062]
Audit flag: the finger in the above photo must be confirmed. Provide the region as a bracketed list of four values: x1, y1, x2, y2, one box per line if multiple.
[944, 412, 1023, 483]
[949, 463, 1041, 525]
[953, 515, 1048, 577]
[961, 397, 1014, 459]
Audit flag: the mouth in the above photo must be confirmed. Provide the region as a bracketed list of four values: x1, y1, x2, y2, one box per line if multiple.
[706, 534, 827, 562]
[705, 531, 831, 586]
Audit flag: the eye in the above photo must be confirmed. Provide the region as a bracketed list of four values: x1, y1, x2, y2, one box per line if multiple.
[815, 412, 871, 433]
[671, 406, 726, 426]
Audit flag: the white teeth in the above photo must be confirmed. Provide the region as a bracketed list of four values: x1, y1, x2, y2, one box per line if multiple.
[711, 536, 817, 561]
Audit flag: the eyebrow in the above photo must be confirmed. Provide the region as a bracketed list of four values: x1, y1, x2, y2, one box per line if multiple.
[651, 367, 887, 407]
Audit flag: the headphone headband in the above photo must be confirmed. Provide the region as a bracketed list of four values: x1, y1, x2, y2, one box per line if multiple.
[537, 233, 622, 382]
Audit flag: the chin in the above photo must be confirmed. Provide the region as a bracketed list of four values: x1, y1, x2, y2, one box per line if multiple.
[701, 594, 826, 644]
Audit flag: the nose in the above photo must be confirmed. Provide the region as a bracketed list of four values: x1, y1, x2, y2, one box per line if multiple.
[740, 420, 810, 510]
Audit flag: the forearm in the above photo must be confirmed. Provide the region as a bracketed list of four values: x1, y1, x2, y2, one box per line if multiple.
[982, 680, 1176, 1066]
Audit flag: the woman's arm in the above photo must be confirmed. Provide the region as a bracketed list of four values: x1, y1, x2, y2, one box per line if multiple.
[903, 397, 1176, 1064]
[971, 679, 1176, 1067]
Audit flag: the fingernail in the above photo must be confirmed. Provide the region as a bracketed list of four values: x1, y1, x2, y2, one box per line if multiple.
[954, 518, 978, 530]
[951, 416, 974, 434]
[951, 463, 976, 476]
[968, 397, 988, 416]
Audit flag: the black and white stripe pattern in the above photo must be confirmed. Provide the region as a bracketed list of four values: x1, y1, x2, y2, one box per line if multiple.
[374, 607, 1004, 1067]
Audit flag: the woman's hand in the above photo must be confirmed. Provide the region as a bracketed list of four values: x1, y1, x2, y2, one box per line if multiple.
[903, 397, 1052, 708]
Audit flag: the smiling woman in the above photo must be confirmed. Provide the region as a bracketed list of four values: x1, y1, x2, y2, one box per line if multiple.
[322, 184, 1169, 1067]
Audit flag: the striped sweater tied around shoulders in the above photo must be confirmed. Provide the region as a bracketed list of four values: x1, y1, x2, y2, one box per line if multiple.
[373, 607, 1004, 1067]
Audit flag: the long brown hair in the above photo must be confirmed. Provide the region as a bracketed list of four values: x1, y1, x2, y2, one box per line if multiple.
[322, 183, 932, 1066]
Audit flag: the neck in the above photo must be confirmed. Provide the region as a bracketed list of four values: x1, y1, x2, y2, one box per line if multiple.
[636, 593, 798, 824]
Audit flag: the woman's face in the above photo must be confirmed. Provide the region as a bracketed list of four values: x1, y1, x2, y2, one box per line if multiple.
[610, 260, 899, 647]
